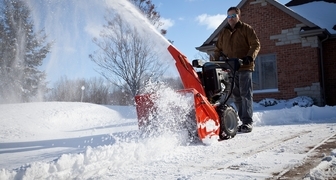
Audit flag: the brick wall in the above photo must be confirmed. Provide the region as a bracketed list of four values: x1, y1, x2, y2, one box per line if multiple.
[323, 38, 336, 106]
[294, 83, 323, 106]
[240, 0, 322, 104]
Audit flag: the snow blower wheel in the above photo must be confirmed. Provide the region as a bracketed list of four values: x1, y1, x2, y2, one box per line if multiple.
[218, 106, 239, 140]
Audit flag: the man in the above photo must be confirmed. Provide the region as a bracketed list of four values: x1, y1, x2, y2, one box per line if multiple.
[213, 7, 260, 133]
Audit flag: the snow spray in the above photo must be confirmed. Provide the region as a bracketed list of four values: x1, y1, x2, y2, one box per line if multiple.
[99, 0, 196, 144]
[26, 0, 177, 83]
[26, 0, 195, 144]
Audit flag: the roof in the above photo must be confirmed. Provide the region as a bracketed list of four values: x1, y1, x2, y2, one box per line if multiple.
[197, 0, 336, 50]
[287, 1, 336, 34]
[285, 0, 336, 6]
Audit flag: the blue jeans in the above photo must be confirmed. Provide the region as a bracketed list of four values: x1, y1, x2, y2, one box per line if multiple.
[232, 71, 253, 125]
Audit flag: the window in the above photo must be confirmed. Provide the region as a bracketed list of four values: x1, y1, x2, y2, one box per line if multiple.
[252, 54, 278, 90]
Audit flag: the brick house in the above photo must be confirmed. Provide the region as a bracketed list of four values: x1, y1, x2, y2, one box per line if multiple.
[196, 0, 336, 106]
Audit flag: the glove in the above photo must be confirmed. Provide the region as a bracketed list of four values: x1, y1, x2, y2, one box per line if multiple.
[242, 56, 253, 65]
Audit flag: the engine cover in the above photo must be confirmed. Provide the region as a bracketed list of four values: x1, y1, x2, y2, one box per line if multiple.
[202, 62, 229, 100]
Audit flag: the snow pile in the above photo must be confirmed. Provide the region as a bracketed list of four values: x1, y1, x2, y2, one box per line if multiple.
[1, 135, 182, 179]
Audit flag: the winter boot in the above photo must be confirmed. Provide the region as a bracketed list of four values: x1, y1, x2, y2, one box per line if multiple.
[238, 123, 253, 133]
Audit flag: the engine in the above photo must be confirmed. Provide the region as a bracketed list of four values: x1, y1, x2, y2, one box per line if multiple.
[201, 62, 231, 102]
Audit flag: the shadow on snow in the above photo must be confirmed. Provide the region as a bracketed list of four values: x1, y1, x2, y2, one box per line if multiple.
[0, 130, 139, 154]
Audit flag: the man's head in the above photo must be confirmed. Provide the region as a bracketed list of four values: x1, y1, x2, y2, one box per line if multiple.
[227, 7, 240, 28]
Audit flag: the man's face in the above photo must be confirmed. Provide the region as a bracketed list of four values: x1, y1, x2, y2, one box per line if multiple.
[227, 10, 239, 27]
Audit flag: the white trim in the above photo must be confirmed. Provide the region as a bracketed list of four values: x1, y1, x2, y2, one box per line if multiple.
[254, 89, 279, 94]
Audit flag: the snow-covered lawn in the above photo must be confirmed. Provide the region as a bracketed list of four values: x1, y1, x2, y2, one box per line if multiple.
[0, 97, 336, 179]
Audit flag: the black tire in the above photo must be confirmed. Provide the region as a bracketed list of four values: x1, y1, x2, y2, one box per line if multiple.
[218, 106, 239, 140]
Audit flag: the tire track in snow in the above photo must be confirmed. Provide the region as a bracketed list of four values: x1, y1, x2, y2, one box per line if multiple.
[274, 133, 336, 179]
[181, 127, 316, 172]
[222, 129, 313, 170]
[203, 125, 335, 178]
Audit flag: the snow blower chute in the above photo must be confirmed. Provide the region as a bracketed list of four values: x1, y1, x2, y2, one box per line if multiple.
[135, 45, 242, 144]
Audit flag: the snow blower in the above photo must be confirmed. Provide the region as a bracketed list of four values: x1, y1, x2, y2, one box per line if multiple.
[135, 45, 241, 144]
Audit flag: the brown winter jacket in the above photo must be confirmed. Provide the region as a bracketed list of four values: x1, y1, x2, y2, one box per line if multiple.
[213, 21, 260, 71]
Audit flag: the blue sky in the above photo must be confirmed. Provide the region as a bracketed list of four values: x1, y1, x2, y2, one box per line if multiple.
[26, 0, 290, 85]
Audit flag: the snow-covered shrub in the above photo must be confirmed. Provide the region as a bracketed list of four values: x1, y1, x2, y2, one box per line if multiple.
[258, 98, 279, 107]
[258, 96, 314, 107]
[288, 96, 314, 107]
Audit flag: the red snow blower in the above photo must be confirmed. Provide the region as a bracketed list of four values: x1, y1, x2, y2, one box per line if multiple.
[134, 45, 242, 144]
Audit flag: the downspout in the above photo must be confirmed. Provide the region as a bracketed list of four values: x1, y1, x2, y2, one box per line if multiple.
[300, 29, 329, 106]
[319, 34, 329, 106]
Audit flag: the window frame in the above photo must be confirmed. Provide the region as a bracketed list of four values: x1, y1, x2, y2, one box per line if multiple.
[253, 54, 278, 92]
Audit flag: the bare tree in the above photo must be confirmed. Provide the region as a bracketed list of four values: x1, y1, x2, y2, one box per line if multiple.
[47, 76, 112, 104]
[47, 76, 84, 102]
[89, 13, 167, 104]
[87, 77, 111, 104]
[110, 84, 133, 106]
[161, 76, 183, 90]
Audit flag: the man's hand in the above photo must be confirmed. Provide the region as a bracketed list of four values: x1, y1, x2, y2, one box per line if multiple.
[243, 56, 253, 65]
